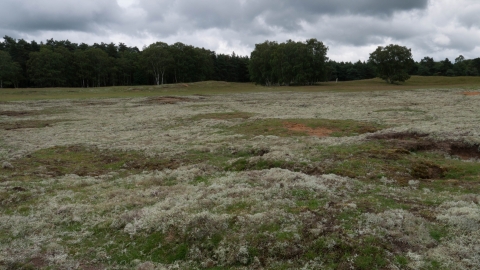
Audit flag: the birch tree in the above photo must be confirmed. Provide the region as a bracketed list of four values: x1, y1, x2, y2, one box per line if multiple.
[142, 42, 173, 85]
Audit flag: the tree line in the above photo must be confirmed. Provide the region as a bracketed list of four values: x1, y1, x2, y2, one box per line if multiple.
[414, 55, 480, 77]
[2, 35, 480, 88]
[0, 36, 249, 88]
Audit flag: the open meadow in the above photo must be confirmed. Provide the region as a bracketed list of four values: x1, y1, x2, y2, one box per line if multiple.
[1, 77, 480, 269]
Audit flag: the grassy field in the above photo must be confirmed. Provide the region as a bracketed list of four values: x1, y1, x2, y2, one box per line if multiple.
[2, 76, 480, 101]
[1, 77, 480, 269]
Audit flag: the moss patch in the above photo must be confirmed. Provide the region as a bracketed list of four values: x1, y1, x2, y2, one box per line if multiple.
[2, 145, 181, 182]
[0, 119, 70, 130]
[230, 118, 384, 138]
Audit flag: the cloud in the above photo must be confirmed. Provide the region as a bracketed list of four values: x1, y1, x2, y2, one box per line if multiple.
[0, 0, 479, 62]
[0, 0, 123, 32]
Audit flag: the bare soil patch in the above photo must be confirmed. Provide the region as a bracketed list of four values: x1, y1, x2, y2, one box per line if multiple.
[0, 120, 66, 130]
[0, 110, 33, 117]
[283, 122, 335, 137]
[1, 107, 68, 117]
[461, 91, 480, 96]
[72, 100, 118, 106]
[144, 96, 197, 105]
[369, 132, 480, 159]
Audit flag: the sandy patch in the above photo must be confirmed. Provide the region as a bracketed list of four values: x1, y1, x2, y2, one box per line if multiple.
[283, 122, 334, 137]
[462, 92, 480, 96]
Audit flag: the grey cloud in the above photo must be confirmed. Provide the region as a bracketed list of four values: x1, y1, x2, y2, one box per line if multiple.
[134, 0, 429, 35]
[0, 0, 123, 32]
[1, 0, 478, 62]
[241, 0, 429, 31]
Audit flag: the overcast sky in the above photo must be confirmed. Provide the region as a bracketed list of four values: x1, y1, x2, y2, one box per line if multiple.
[1, 0, 480, 62]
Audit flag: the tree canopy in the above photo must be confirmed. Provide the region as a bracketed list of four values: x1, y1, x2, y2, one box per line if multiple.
[2, 35, 480, 89]
[249, 39, 328, 86]
[0, 36, 249, 88]
[369, 44, 414, 84]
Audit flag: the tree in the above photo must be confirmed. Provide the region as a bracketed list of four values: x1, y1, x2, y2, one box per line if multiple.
[439, 58, 454, 76]
[418, 56, 435, 76]
[368, 44, 414, 84]
[0, 51, 21, 88]
[453, 55, 467, 76]
[249, 41, 278, 85]
[249, 39, 328, 86]
[27, 46, 66, 87]
[141, 42, 173, 85]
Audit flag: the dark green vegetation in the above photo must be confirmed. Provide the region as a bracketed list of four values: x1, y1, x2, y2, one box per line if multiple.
[369, 44, 415, 84]
[3, 35, 480, 90]
[0, 36, 249, 88]
[249, 39, 329, 85]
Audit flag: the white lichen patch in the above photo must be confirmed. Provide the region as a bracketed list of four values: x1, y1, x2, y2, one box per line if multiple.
[1, 88, 480, 269]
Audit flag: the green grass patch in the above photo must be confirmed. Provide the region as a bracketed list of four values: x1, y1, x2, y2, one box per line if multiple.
[2, 145, 180, 182]
[314, 139, 480, 187]
[353, 237, 388, 270]
[429, 226, 449, 242]
[224, 200, 252, 214]
[102, 230, 188, 265]
[225, 158, 295, 172]
[3, 76, 480, 101]
[229, 118, 384, 138]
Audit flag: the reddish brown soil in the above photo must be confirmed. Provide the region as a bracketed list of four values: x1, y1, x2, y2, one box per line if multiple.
[283, 122, 334, 137]
[145, 96, 193, 104]
[462, 91, 480, 96]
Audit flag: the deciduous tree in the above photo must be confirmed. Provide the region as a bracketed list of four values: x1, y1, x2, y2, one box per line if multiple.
[369, 44, 414, 84]
[141, 42, 173, 85]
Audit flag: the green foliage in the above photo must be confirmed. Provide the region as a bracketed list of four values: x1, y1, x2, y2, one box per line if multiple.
[249, 38, 328, 85]
[369, 44, 414, 84]
[27, 46, 67, 87]
[141, 42, 174, 85]
[1, 36, 249, 88]
[0, 50, 22, 88]
[327, 60, 376, 81]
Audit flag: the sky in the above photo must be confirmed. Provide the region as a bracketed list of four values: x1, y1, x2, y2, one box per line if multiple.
[1, 0, 480, 62]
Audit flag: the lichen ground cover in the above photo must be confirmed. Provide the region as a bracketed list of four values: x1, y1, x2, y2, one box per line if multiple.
[1, 88, 479, 269]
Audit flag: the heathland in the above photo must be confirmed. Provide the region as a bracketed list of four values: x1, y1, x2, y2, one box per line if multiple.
[1, 76, 480, 269]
